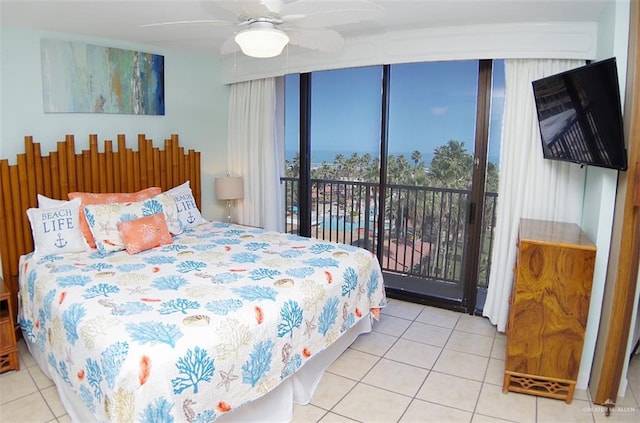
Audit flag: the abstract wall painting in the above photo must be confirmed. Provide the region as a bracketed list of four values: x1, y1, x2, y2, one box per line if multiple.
[41, 39, 164, 115]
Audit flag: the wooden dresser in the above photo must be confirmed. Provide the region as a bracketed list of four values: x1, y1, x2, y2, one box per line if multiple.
[503, 218, 596, 403]
[0, 278, 19, 373]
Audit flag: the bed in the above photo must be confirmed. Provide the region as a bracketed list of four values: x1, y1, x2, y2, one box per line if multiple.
[0, 134, 386, 422]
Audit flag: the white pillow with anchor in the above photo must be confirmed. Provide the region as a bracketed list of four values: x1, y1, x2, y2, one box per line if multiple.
[26, 197, 89, 256]
[165, 181, 207, 228]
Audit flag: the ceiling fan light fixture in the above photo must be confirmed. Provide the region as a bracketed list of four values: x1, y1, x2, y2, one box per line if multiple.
[234, 22, 289, 58]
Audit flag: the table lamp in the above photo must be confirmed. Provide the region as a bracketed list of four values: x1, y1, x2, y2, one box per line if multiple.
[215, 176, 244, 223]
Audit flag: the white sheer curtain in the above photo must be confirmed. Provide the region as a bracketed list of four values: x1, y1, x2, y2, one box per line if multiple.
[483, 59, 586, 332]
[227, 77, 284, 231]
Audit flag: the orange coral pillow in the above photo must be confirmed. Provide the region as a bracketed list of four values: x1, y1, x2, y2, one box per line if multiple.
[117, 213, 173, 255]
[69, 187, 161, 248]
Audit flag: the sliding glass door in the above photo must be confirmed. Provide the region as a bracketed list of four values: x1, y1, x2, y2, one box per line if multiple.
[284, 60, 504, 314]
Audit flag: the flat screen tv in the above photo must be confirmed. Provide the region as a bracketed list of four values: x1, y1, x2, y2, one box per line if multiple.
[532, 58, 628, 171]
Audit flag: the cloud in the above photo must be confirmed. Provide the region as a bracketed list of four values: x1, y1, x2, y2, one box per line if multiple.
[430, 107, 447, 116]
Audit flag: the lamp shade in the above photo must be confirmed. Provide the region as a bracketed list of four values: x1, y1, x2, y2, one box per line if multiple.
[215, 176, 244, 200]
[234, 22, 289, 58]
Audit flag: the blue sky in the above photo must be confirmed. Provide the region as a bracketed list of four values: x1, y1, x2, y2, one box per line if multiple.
[285, 60, 504, 165]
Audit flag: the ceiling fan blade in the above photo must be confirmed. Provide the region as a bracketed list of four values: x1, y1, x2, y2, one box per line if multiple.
[286, 28, 345, 53]
[140, 19, 233, 28]
[260, 0, 287, 14]
[281, 14, 307, 24]
[287, 8, 384, 28]
[281, 0, 384, 27]
[213, 0, 273, 19]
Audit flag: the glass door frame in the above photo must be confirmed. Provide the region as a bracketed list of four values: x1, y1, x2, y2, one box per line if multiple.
[293, 60, 497, 315]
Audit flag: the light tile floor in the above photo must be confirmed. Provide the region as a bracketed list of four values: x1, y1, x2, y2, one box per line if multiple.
[1, 298, 639, 422]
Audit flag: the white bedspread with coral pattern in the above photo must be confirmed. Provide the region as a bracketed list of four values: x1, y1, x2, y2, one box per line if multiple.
[18, 221, 386, 422]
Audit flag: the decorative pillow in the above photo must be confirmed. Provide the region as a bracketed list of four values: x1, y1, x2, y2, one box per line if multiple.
[166, 181, 207, 228]
[118, 213, 173, 254]
[69, 187, 162, 248]
[26, 197, 88, 256]
[84, 193, 180, 255]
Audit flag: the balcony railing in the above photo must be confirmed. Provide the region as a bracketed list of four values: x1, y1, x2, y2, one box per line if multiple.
[282, 177, 498, 288]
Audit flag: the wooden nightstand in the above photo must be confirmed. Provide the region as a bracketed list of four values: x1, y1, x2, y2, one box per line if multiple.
[0, 278, 19, 373]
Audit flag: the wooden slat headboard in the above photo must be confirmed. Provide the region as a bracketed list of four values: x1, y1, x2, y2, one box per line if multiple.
[0, 133, 201, 324]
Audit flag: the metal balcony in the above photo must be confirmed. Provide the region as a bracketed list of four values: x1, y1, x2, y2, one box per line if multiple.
[282, 177, 498, 289]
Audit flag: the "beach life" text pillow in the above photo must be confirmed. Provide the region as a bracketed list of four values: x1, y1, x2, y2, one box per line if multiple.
[26, 197, 88, 256]
[165, 181, 207, 228]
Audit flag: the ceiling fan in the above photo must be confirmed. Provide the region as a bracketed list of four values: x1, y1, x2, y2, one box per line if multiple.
[141, 0, 384, 58]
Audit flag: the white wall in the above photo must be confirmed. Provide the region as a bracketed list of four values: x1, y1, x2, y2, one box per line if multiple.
[0, 27, 230, 222]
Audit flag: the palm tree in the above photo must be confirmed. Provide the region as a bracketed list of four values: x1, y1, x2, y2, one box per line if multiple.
[411, 150, 422, 169]
[285, 152, 301, 178]
[333, 154, 346, 179]
[359, 153, 373, 181]
[429, 140, 473, 189]
[364, 157, 380, 182]
[312, 162, 334, 179]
